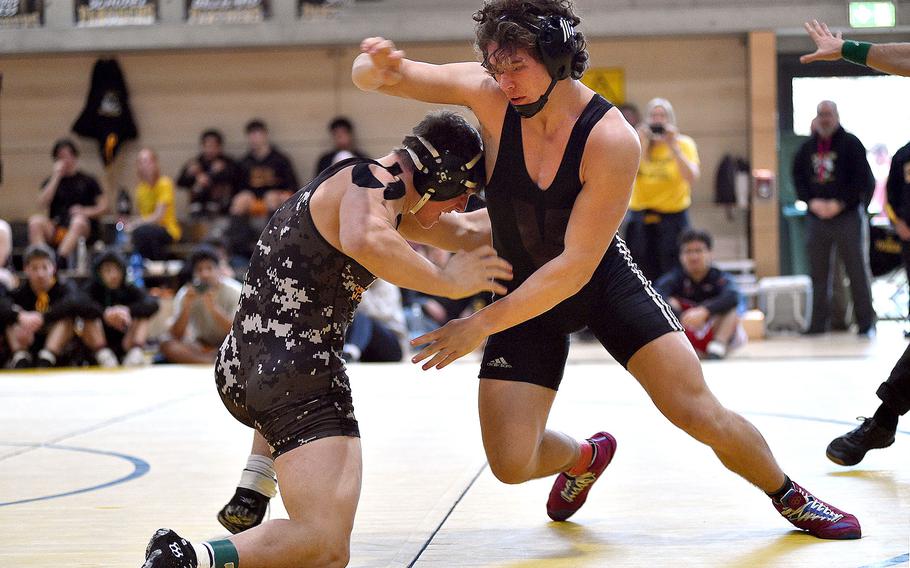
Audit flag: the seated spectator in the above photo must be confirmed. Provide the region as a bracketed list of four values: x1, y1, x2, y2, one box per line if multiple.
[176, 129, 239, 217]
[228, 119, 300, 260]
[654, 229, 745, 360]
[81, 250, 160, 367]
[314, 116, 367, 177]
[231, 119, 299, 218]
[128, 148, 182, 260]
[29, 139, 108, 263]
[6, 244, 87, 368]
[160, 246, 241, 364]
[342, 279, 407, 363]
[0, 219, 17, 290]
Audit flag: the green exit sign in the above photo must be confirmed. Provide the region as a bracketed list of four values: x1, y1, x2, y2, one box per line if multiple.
[849, 1, 896, 28]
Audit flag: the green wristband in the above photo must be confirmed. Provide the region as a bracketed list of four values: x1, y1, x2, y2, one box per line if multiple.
[841, 40, 872, 66]
[208, 539, 240, 568]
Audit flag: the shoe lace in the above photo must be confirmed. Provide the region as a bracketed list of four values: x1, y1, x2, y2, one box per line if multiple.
[779, 487, 843, 524]
[560, 472, 596, 503]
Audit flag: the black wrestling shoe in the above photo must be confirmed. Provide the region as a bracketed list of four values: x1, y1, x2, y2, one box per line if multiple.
[826, 417, 895, 466]
[141, 528, 197, 568]
[217, 487, 270, 534]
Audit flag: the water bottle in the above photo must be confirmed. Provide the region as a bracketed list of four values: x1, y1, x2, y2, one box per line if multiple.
[116, 187, 132, 216]
[75, 237, 89, 276]
[128, 253, 145, 288]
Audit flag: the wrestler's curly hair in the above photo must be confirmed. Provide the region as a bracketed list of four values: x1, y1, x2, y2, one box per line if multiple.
[473, 0, 588, 80]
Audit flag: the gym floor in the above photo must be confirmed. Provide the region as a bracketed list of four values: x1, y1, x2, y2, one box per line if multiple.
[1, 326, 908, 567]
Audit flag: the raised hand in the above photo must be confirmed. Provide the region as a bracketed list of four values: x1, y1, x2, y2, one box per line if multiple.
[357, 37, 406, 89]
[801, 20, 844, 64]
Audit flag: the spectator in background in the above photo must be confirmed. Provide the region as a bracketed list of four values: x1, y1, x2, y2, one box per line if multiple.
[129, 148, 182, 260]
[7, 245, 86, 368]
[617, 102, 641, 128]
[160, 246, 241, 364]
[792, 100, 875, 336]
[231, 119, 299, 219]
[29, 139, 108, 263]
[177, 129, 239, 217]
[202, 236, 239, 280]
[314, 116, 367, 176]
[624, 98, 700, 281]
[0, 219, 17, 290]
[228, 119, 300, 260]
[342, 279, 407, 363]
[654, 229, 744, 360]
[81, 250, 159, 367]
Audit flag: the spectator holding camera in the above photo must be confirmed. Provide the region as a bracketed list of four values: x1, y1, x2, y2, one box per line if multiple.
[160, 246, 242, 364]
[625, 98, 701, 281]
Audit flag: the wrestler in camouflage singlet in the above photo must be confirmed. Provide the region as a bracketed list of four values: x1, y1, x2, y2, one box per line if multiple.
[215, 158, 376, 457]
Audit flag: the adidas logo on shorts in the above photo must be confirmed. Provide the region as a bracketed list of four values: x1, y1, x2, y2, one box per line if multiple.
[487, 357, 512, 368]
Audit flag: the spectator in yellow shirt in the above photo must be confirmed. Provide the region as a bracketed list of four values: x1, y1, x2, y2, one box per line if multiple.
[129, 148, 182, 260]
[625, 97, 700, 281]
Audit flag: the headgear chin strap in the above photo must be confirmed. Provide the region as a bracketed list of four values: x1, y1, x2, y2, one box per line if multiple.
[505, 15, 579, 119]
[403, 135, 483, 215]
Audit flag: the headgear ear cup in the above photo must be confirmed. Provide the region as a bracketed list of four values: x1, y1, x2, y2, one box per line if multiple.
[501, 14, 580, 118]
[403, 135, 483, 214]
[536, 15, 577, 81]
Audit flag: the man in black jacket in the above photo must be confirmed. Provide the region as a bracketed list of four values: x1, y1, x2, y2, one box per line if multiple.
[655, 229, 743, 359]
[792, 100, 875, 336]
[81, 250, 159, 367]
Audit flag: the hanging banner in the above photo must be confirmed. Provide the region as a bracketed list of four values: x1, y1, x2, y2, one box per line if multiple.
[187, 0, 269, 24]
[75, 0, 156, 27]
[299, 0, 351, 20]
[0, 0, 43, 28]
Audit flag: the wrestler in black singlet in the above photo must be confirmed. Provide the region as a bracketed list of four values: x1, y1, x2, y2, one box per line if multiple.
[479, 94, 683, 390]
[215, 158, 380, 458]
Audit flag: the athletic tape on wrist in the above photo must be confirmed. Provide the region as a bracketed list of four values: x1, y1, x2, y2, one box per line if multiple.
[238, 455, 277, 498]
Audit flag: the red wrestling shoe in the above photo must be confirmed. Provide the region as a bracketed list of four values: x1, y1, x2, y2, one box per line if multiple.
[772, 481, 861, 540]
[546, 431, 617, 521]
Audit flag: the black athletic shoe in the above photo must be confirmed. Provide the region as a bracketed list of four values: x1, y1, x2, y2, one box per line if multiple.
[826, 417, 895, 466]
[217, 487, 270, 534]
[141, 528, 197, 568]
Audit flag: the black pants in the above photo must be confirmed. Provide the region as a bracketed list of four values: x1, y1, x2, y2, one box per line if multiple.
[806, 206, 875, 332]
[879, 344, 910, 416]
[624, 209, 689, 282]
[132, 223, 173, 261]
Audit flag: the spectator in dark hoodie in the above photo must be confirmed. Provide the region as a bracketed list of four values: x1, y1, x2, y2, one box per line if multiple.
[81, 250, 159, 367]
[7, 244, 87, 368]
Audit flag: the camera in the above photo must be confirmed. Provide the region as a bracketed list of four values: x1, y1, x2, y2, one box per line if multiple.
[649, 124, 666, 136]
[193, 280, 209, 294]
